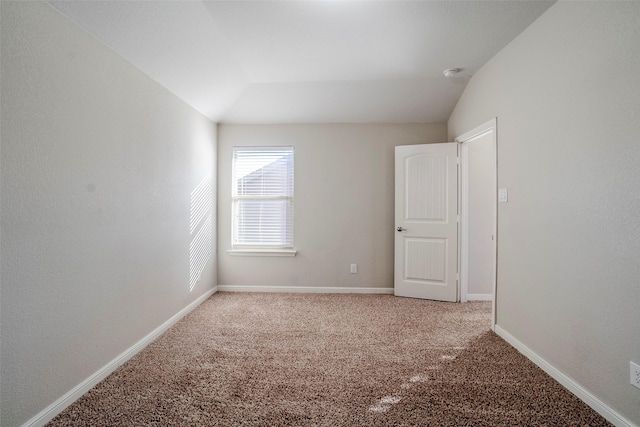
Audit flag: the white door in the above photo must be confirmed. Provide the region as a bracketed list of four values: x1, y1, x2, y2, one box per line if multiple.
[394, 143, 458, 302]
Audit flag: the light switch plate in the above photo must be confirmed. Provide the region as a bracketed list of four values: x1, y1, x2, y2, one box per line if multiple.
[498, 188, 508, 203]
[631, 361, 640, 390]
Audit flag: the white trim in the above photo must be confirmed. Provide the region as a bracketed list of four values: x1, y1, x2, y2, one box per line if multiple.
[218, 285, 394, 294]
[465, 293, 493, 301]
[23, 287, 218, 427]
[456, 143, 462, 303]
[458, 141, 467, 303]
[495, 325, 637, 427]
[227, 249, 297, 257]
[454, 125, 495, 144]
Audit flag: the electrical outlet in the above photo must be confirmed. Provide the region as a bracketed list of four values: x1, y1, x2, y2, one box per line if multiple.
[631, 361, 640, 390]
[350, 264, 357, 274]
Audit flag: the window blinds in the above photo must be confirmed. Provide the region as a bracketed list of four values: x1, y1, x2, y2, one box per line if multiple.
[232, 147, 294, 247]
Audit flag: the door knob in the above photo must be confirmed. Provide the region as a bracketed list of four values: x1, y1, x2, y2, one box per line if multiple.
[396, 227, 406, 232]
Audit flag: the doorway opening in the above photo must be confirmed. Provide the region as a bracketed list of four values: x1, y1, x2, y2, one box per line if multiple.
[393, 119, 497, 328]
[456, 119, 497, 328]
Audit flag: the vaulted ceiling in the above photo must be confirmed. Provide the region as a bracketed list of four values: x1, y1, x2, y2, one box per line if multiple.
[49, 1, 554, 124]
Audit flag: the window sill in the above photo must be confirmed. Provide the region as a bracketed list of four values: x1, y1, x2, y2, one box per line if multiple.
[227, 249, 297, 257]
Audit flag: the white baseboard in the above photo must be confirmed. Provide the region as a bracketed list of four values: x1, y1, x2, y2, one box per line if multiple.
[217, 285, 394, 294]
[494, 325, 637, 427]
[24, 286, 218, 427]
[465, 293, 493, 301]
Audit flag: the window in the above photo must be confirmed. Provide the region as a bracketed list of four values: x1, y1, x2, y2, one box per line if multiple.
[230, 146, 295, 256]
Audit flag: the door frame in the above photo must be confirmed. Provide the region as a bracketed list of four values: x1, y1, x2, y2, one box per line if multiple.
[455, 118, 498, 329]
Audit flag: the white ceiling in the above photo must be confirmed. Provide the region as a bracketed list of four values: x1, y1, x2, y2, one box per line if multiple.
[48, 1, 554, 124]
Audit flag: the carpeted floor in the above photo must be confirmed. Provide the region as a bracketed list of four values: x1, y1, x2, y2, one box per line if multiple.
[48, 292, 611, 426]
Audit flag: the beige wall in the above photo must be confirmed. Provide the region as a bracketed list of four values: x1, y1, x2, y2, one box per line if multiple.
[1, 3, 216, 426]
[449, 2, 640, 423]
[218, 123, 447, 289]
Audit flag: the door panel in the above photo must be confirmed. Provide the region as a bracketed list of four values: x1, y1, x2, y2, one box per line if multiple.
[395, 143, 458, 302]
[405, 238, 446, 282]
[405, 154, 447, 221]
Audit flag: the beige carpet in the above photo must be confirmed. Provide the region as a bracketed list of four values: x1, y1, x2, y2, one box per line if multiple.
[48, 293, 610, 426]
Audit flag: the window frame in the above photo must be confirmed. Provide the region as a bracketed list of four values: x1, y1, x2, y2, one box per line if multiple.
[228, 146, 296, 257]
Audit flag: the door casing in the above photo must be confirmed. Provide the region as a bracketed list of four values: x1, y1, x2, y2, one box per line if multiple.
[394, 121, 497, 330]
